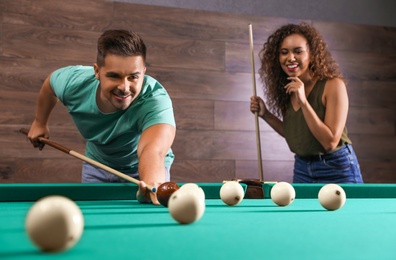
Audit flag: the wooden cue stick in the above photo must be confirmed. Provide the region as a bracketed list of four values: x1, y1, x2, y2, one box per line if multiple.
[19, 128, 156, 192]
[248, 23, 264, 182]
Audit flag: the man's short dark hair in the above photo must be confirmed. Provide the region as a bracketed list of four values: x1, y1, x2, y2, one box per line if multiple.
[96, 29, 146, 67]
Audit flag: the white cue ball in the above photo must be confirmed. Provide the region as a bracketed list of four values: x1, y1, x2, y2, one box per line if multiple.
[179, 183, 206, 201]
[168, 189, 205, 224]
[25, 195, 84, 252]
[220, 181, 245, 206]
[318, 184, 346, 211]
[270, 182, 295, 206]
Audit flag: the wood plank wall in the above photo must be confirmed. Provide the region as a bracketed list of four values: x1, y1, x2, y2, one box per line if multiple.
[1, 0, 395, 184]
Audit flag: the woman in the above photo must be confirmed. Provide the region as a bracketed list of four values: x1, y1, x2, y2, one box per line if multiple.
[250, 23, 363, 183]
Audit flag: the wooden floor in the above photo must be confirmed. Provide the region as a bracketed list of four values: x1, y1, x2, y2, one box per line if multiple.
[0, 0, 395, 184]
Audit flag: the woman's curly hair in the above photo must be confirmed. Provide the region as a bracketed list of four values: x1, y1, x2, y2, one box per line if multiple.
[258, 23, 342, 117]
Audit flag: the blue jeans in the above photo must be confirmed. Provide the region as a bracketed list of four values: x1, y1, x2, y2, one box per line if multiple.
[81, 162, 171, 183]
[293, 144, 363, 183]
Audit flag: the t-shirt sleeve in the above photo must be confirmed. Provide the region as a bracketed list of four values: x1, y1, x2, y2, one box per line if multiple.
[138, 79, 176, 131]
[50, 65, 91, 105]
[141, 93, 176, 131]
[50, 66, 74, 103]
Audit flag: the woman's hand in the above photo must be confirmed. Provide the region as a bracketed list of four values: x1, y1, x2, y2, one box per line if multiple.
[285, 77, 307, 106]
[250, 96, 267, 118]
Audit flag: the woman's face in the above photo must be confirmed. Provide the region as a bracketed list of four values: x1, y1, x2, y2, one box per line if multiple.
[279, 34, 311, 79]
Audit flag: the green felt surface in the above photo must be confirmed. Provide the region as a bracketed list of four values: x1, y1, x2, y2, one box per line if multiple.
[0, 184, 395, 259]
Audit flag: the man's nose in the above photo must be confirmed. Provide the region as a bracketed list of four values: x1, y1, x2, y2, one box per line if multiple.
[118, 78, 131, 93]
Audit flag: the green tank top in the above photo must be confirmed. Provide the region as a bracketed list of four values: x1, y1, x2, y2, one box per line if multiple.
[283, 79, 351, 157]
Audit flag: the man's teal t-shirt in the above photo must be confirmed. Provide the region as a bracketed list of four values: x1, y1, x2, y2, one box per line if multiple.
[50, 65, 175, 173]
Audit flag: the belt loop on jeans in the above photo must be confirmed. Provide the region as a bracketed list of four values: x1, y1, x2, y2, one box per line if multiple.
[345, 143, 352, 154]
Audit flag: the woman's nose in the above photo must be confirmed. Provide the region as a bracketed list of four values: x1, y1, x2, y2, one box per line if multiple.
[288, 53, 296, 62]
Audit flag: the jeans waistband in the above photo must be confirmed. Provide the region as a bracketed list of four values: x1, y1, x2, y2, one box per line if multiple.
[297, 144, 351, 162]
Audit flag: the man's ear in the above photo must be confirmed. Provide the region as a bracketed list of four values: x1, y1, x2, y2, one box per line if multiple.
[94, 64, 100, 79]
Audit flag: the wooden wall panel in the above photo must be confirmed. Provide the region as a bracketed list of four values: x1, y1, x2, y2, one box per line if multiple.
[0, 90, 76, 126]
[4, 0, 112, 31]
[173, 99, 214, 130]
[333, 51, 396, 81]
[214, 101, 272, 131]
[2, 125, 85, 160]
[359, 162, 396, 183]
[0, 158, 82, 183]
[347, 107, 395, 135]
[110, 3, 295, 44]
[144, 35, 225, 71]
[148, 67, 253, 102]
[0, 0, 31, 14]
[0, 58, 81, 92]
[349, 134, 395, 162]
[347, 80, 396, 109]
[173, 130, 293, 161]
[236, 160, 294, 183]
[314, 22, 396, 53]
[171, 160, 235, 183]
[3, 24, 98, 62]
[0, 1, 395, 184]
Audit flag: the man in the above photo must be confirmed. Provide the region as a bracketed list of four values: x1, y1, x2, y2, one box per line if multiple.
[27, 30, 176, 204]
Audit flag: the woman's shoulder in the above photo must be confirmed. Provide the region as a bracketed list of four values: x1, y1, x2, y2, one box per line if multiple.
[324, 77, 345, 88]
[322, 77, 348, 102]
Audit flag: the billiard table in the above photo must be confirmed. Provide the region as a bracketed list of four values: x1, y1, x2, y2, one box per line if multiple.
[0, 183, 395, 259]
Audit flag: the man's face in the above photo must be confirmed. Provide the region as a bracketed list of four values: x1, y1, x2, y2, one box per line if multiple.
[94, 54, 146, 113]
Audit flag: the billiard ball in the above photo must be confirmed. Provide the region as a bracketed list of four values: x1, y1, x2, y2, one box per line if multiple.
[270, 182, 295, 206]
[168, 188, 205, 224]
[25, 195, 84, 252]
[157, 182, 180, 207]
[220, 181, 245, 206]
[318, 184, 346, 211]
[179, 183, 205, 201]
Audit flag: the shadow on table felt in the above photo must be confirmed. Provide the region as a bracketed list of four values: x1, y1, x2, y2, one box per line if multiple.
[243, 209, 325, 213]
[84, 222, 178, 230]
[205, 204, 275, 208]
[205, 204, 325, 213]
[0, 250, 43, 258]
[77, 201, 153, 207]
[81, 209, 167, 215]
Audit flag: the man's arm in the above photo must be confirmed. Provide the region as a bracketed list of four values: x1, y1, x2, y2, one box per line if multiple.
[136, 123, 176, 204]
[28, 74, 58, 149]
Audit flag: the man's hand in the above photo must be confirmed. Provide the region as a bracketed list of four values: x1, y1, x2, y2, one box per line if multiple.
[136, 181, 160, 205]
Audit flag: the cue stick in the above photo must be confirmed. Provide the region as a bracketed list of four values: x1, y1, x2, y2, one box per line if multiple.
[19, 128, 156, 192]
[249, 23, 264, 182]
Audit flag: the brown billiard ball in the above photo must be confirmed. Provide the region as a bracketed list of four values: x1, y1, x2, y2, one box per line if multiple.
[157, 182, 180, 207]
